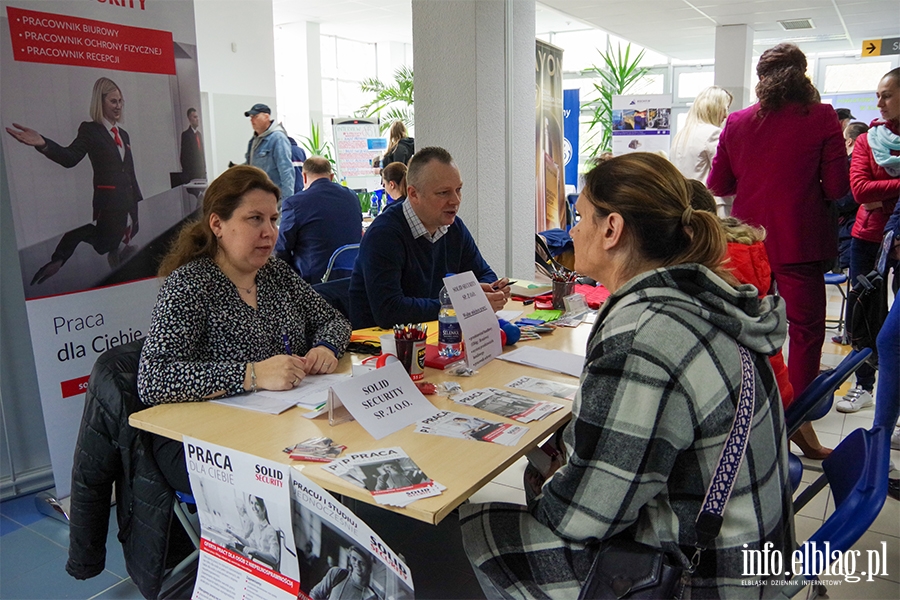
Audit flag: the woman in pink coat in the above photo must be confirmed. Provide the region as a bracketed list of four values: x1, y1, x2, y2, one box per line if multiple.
[708, 43, 849, 398]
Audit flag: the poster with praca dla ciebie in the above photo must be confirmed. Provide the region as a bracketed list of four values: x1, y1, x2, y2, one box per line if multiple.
[183, 437, 300, 600]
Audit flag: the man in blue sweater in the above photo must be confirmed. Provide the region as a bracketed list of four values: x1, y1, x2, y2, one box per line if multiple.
[276, 157, 362, 283]
[349, 146, 509, 329]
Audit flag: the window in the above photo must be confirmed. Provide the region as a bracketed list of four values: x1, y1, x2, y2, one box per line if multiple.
[675, 69, 714, 102]
[320, 35, 378, 119]
[822, 61, 893, 93]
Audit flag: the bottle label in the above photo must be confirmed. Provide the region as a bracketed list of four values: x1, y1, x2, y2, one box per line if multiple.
[439, 321, 462, 344]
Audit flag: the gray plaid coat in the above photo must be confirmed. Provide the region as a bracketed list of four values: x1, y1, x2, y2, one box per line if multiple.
[461, 265, 794, 599]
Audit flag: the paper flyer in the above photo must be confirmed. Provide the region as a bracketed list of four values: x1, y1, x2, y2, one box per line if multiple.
[291, 469, 415, 600]
[321, 447, 444, 507]
[415, 410, 528, 446]
[505, 376, 579, 400]
[184, 437, 300, 600]
[452, 388, 564, 423]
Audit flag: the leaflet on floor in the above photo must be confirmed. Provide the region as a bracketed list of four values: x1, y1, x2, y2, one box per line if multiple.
[183, 437, 300, 600]
[415, 410, 529, 446]
[291, 468, 415, 599]
[452, 388, 564, 423]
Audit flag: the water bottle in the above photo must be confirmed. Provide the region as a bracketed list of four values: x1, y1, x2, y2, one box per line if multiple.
[438, 285, 463, 357]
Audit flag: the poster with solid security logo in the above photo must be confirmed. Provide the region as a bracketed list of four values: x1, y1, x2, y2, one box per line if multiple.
[291, 467, 414, 599]
[184, 437, 300, 600]
[1, 0, 204, 498]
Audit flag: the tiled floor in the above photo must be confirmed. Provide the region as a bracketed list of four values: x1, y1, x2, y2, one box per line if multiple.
[1, 287, 898, 599]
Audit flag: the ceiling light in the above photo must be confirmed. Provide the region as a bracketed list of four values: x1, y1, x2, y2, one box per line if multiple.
[778, 19, 815, 31]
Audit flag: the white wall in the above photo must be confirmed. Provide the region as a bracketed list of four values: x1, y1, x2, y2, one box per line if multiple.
[413, 0, 535, 279]
[194, 0, 278, 177]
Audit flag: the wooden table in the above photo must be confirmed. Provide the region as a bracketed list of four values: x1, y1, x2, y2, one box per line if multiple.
[130, 305, 592, 525]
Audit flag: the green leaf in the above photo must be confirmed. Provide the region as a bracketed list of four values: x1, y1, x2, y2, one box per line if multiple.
[356, 65, 415, 133]
[581, 43, 649, 156]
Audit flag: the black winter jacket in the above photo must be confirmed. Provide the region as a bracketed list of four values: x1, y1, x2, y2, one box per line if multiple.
[383, 137, 415, 166]
[66, 339, 187, 599]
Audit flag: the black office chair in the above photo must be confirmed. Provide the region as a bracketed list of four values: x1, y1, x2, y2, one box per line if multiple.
[68, 339, 197, 599]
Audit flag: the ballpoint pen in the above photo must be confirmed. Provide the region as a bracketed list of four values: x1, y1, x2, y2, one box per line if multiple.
[282, 332, 292, 355]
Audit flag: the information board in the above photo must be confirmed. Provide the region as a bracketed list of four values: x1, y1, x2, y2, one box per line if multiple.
[331, 117, 381, 191]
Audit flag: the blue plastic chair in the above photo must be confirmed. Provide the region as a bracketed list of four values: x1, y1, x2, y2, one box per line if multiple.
[784, 348, 872, 439]
[784, 348, 871, 494]
[824, 272, 849, 335]
[321, 243, 360, 283]
[780, 426, 890, 597]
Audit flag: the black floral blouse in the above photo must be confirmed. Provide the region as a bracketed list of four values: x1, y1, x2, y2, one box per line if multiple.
[137, 257, 351, 405]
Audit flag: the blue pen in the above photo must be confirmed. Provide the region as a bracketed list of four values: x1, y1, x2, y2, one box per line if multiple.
[282, 332, 292, 355]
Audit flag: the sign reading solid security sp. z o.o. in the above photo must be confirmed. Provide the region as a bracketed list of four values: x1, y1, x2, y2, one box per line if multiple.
[862, 38, 900, 57]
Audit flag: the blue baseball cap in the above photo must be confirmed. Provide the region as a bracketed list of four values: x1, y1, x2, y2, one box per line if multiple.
[244, 103, 271, 117]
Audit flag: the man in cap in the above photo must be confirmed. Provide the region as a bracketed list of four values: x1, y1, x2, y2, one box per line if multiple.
[243, 103, 294, 195]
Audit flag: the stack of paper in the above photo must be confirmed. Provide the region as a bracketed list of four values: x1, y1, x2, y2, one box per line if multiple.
[322, 447, 443, 507]
[496, 346, 584, 377]
[213, 373, 351, 414]
[452, 388, 564, 422]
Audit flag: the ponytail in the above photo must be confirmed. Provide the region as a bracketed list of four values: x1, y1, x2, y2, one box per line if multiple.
[582, 153, 727, 279]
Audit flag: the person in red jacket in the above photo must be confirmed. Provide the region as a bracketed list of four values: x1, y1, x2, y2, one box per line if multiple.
[689, 181, 831, 459]
[708, 43, 849, 401]
[838, 67, 900, 413]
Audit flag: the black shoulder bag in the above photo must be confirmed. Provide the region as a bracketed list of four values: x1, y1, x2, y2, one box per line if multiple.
[579, 346, 757, 599]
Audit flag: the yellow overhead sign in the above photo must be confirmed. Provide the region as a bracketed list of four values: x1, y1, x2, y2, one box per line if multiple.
[862, 38, 899, 57]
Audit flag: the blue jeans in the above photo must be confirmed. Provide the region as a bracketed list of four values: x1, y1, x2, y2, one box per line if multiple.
[847, 238, 879, 391]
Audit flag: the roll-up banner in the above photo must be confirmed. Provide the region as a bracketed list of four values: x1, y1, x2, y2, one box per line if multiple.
[535, 39, 565, 233]
[1, 0, 203, 498]
[562, 88, 579, 193]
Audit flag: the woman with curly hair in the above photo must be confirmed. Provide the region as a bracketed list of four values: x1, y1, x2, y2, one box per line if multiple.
[708, 43, 849, 403]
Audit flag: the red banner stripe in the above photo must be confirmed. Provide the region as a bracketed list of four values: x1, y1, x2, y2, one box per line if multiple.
[6, 7, 175, 75]
[60, 375, 90, 398]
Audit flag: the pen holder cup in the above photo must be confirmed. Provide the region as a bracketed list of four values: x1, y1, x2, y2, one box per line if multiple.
[552, 280, 576, 310]
[394, 337, 426, 381]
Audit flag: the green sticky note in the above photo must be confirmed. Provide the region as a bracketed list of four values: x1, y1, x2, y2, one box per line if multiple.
[526, 309, 562, 322]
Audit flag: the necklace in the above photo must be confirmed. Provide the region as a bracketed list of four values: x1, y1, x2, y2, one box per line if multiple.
[237, 284, 257, 295]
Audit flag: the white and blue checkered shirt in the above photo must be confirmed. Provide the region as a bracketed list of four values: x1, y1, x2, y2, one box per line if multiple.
[402, 199, 448, 243]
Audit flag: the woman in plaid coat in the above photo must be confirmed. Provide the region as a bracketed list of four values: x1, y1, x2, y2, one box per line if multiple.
[460, 154, 793, 599]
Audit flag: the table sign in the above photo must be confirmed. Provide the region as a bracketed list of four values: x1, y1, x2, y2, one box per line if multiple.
[183, 437, 300, 600]
[442, 272, 502, 370]
[328, 361, 439, 439]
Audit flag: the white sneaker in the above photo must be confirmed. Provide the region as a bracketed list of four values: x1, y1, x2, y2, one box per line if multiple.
[835, 386, 874, 413]
[892, 426, 900, 451]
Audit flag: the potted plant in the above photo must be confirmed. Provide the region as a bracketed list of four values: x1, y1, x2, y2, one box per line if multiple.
[355, 66, 414, 133]
[582, 43, 649, 157]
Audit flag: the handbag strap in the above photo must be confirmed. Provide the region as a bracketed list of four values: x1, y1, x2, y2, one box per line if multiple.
[690, 345, 756, 567]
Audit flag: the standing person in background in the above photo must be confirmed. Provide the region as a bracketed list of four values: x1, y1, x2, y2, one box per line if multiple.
[836, 108, 855, 132]
[381, 121, 414, 166]
[670, 86, 734, 216]
[180, 107, 206, 182]
[6, 77, 142, 284]
[708, 43, 849, 402]
[287, 137, 307, 195]
[837, 67, 900, 413]
[243, 103, 294, 196]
